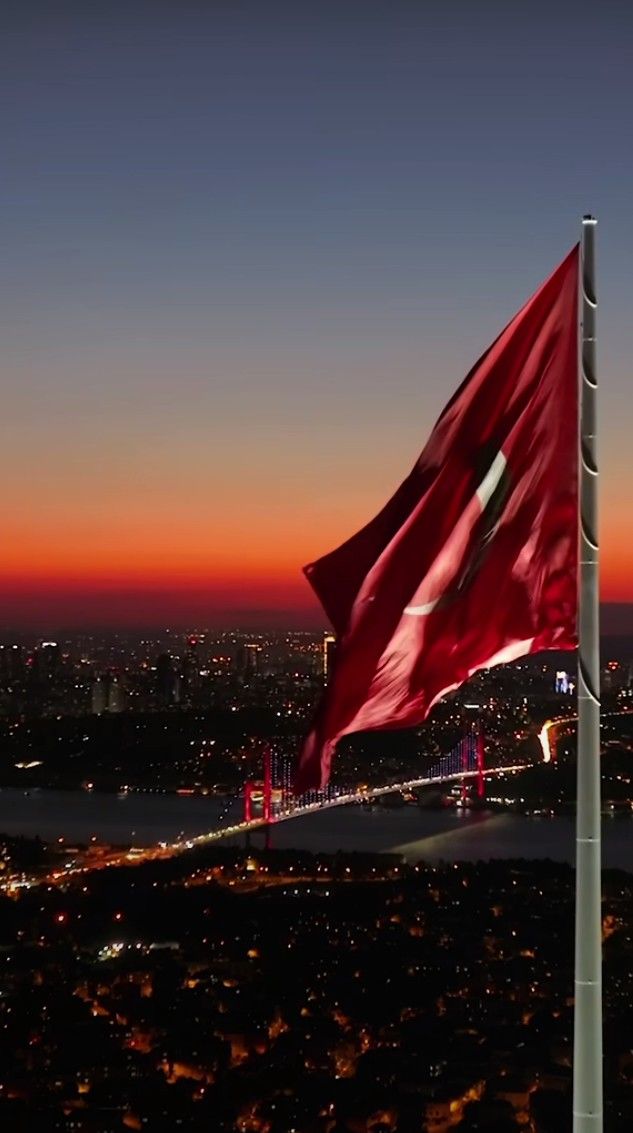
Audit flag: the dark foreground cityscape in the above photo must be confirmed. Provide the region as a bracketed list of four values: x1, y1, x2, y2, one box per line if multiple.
[0, 629, 632, 1132]
[1, 850, 633, 1133]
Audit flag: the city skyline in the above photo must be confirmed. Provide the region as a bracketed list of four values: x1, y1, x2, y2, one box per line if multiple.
[4, 2, 633, 628]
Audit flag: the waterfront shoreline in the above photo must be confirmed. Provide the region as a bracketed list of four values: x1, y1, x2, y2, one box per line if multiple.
[1, 786, 632, 870]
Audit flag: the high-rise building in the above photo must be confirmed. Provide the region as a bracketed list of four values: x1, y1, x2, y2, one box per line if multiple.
[555, 670, 570, 694]
[108, 678, 126, 713]
[156, 653, 176, 705]
[236, 643, 262, 676]
[603, 661, 624, 692]
[32, 642, 61, 685]
[323, 634, 336, 681]
[91, 678, 108, 715]
[182, 635, 204, 698]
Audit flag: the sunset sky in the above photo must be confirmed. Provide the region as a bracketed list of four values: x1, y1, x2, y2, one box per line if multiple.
[3, 1, 633, 629]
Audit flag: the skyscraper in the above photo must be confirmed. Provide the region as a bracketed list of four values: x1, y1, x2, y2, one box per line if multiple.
[156, 653, 176, 705]
[234, 643, 262, 675]
[36, 642, 61, 681]
[91, 678, 107, 715]
[323, 634, 336, 681]
[108, 677, 126, 713]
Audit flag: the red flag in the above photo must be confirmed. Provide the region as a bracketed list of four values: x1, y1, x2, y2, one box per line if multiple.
[296, 247, 579, 793]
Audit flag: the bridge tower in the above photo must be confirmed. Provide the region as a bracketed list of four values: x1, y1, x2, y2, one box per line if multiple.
[244, 781, 255, 823]
[477, 723, 485, 799]
[243, 743, 273, 825]
[263, 744, 272, 823]
[460, 716, 485, 803]
[460, 733, 470, 804]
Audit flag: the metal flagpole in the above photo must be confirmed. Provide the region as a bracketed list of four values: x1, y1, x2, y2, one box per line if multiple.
[573, 215, 602, 1132]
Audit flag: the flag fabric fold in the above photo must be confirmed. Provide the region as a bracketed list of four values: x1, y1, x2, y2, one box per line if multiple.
[295, 247, 579, 793]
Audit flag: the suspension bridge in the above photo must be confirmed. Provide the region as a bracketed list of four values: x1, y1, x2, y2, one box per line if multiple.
[9, 708, 628, 889]
[186, 723, 530, 851]
[90, 708, 630, 866]
[187, 706, 633, 850]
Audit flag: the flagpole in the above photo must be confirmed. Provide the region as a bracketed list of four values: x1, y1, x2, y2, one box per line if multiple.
[573, 215, 602, 1132]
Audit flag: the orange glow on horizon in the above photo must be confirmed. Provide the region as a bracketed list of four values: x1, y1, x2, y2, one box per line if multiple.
[3, 520, 632, 599]
[2, 519, 633, 619]
[2, 445, 633, 625]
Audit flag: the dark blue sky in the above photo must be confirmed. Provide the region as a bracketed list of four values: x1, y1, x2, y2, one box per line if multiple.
[2, 1, 632, 626]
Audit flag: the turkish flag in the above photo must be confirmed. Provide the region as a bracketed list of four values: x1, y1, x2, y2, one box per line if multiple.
[295, 247, 579, 792]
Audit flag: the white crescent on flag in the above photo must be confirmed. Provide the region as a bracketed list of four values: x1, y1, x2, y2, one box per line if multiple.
[404, 450, 508, 615]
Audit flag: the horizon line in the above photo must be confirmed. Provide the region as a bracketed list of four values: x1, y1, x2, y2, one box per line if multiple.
[1, 601, 633, 639]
